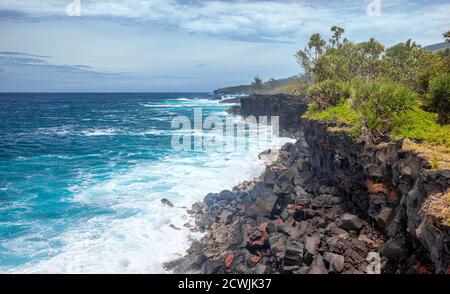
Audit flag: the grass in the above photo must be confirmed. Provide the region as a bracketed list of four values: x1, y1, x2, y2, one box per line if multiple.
[402, 139, 450, 171]
[422, 190, 450, 227]
[267, 80, 308, 95]
[303, 101, 361, 137]
[391, 108, 450, 147]
[391, 108, 450, 170]
[303, 101, 359, 125]
[304, 102, 450, 170]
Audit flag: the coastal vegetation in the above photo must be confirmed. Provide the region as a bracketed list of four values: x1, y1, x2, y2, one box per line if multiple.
[213, 75, 308, 95]
[301, 27, 450, 224]
[302, 26, 449, 154]
[188, 27, 450, 274]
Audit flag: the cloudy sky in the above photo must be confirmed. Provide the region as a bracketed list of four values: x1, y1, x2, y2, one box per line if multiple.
[0, 0, 449, 92]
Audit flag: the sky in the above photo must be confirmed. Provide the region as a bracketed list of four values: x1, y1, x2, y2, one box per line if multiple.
[0, 0, 449, 92]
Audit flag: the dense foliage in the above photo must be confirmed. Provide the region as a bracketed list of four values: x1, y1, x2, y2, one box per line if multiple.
[307, 80, 351, 109]
[357, 82, 418, 135]
[426, 73, 450, 125]
[301, 26, 450, 146]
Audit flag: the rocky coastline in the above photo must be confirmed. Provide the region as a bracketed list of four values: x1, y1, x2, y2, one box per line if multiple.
[165, 94, 450, 274]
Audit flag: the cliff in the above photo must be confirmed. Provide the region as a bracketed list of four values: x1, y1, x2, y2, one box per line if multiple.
[302, 120, 450, 273]
[214, 85, 254, 95]
[166, 94, 449, 274]
[213, 76, 302, 95]
[237, 94, 309, 137]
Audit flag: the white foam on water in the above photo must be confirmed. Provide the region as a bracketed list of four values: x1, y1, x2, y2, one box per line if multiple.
[4, 107, 294, 274]
[140, 98, 221, 109]
[80, 128, 164, 137]
[36, 126, 73, 136]
[141, 103, 220, 108]
[81, 128, 118, 137]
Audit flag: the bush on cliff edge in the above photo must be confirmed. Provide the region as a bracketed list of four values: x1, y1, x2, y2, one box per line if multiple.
[357, 81, 418, 135]
[426, 73, 450, 125]
[305, 79, 417, 133]
[307, 80, 352, 109]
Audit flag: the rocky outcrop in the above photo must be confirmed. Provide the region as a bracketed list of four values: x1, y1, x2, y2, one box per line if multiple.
[219, 97, 243, 104]
[238, 94, 309, 137]
[166, 140, 386, 274]
[301, 119, 450, 273]
[166, 94, 449, 274]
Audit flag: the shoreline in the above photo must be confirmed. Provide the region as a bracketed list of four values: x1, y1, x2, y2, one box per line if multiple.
[163, 100, 296, 273]
[165, 94, 450, 274]
[165, 135, 386, 274]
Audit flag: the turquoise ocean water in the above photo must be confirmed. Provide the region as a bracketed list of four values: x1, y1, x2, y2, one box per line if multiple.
[0, 93, 292, 273]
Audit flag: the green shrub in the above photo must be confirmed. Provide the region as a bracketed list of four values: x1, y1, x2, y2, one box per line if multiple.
[426, 73, 450, 125]
[391, 108, 449, 146]
[303, 101, 361, 137]
[350, 78, 378, 108]
[357, 81, 418, 134]
[307, 80, 352, 109]
[303, 100, 359, 125]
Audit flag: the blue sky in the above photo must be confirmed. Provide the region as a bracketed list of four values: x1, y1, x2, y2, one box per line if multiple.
[0, 0, 449, 92]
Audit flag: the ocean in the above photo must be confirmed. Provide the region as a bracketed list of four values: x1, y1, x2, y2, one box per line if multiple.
[0, 93, 293, 273]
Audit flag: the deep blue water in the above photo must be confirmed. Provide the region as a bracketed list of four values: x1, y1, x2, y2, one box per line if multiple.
[0, 93, 292, 273]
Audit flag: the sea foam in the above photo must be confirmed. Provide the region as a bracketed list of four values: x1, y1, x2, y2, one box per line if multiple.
[0, 95, 293, 273]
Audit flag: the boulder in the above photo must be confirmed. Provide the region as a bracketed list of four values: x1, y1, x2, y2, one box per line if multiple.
[201, 259, 222, 274]
[365, 164, 384, 179]
[258, 149, 272, 159]
[294, 185, 308, 198]
[304, 236, 320, 265]
[308, 255, 328, 274]
[219, 190, 239, 203]
[297, 220, 314, 237]
[273, 183, 294, 195]
[380, 236, 409, 261]
[323, 252, 345, 273]
[294, 159, 311, 172]
[263, 170, 278, 186]
[319, 185, 337, 195]
[203, 192, 219, 207]
[283, 265, 300, 273]
[251, 190, 278, 217]
[328, 196, 343, 205]
[253, 263, 268, 274]
[191, 253, 208, 269]
[282, 193, 296, 206]
[269, 233, 287, 258]
[283, 240, 304, 267]
[161, 198, 174, 207]
[377, 207, 392, 225]
[416, 222, 445, 273]
[276, 223, 298, 238]
[293, 173, 313, 187]
[311, 194, 331, 208]
[281, 142, 294, 152]
[337, 213, 364, 232]
[274, 170, 295, 195]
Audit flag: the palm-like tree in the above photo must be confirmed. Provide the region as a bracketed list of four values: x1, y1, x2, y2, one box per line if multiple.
[330, 26, 345, 48]
[444, 31, 450, 42]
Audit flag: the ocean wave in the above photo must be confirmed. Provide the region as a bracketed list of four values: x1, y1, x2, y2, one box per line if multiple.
[0, 94, 294, 274]
[140, 103, 211, 108]
[140, 99, 221, 108]
[80, 128, 164, 137]
[35, 126, 73, 136]
[81, 128, 118, 137]
[4, 124, 294, 273]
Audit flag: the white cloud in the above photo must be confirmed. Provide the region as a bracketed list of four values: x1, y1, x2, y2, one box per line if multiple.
[0, 0, 323, 41]
[0, 0, 448, 44]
